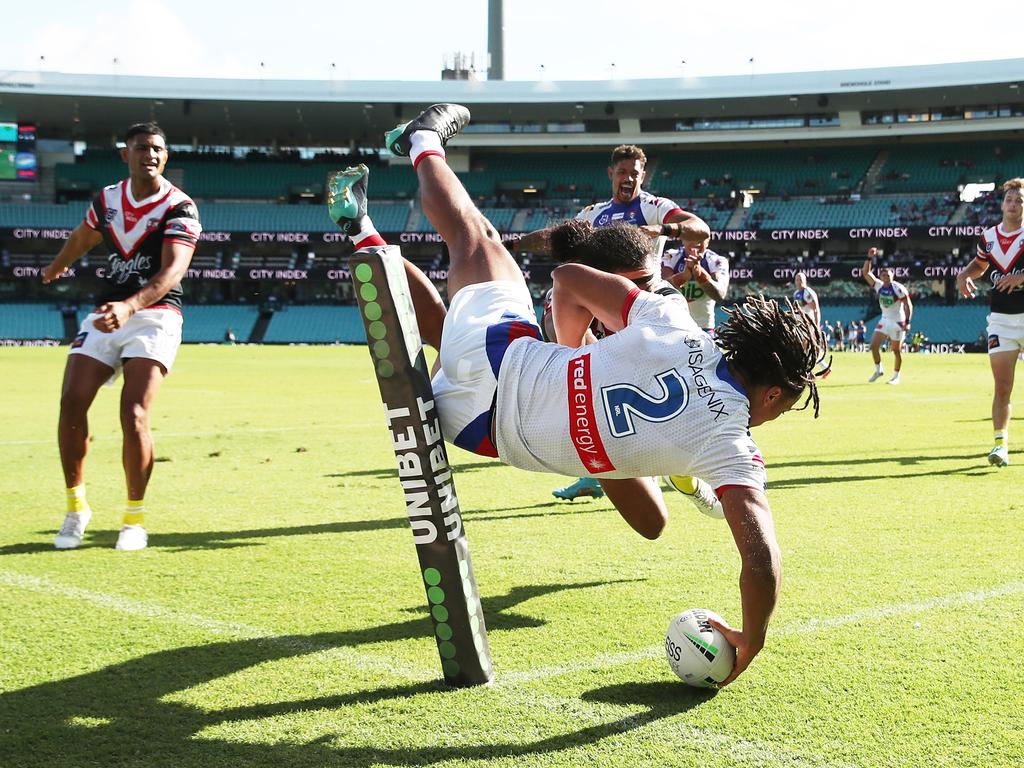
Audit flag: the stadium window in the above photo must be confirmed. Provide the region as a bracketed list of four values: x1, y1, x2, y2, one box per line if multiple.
[897, 111, 930, 123]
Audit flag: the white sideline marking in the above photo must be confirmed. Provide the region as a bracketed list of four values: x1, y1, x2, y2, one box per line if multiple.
[525, 691, 861, 768]
[502, 580, 1024, 684]
[0, 570, 430, 681]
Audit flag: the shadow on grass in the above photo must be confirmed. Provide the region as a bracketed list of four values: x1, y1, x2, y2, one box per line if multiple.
[0, 582, 709, 768]
[325, 460, 498, 479]
[770, 451, 988, 470]
[6, 501, 603, 557]
[770, 459, 994, 489]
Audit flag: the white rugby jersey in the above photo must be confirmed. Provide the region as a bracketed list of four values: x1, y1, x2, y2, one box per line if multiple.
[792, 286, 819, 322]
[661, 249, 730, 329]
[975, 223, 1024, 315]
[576, 190, 683, 228]
[495, 289, 765, 492]
[874, 281, 910, 323]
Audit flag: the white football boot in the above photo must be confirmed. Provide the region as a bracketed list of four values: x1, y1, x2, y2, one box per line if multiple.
[54, 510, 92, 549]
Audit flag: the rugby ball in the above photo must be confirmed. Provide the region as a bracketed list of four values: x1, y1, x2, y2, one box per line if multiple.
[665, 608, 735, 688]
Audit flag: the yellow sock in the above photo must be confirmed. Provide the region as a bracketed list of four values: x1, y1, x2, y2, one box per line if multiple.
[66, 485, 89, 514]
[123, 499, 145, 527]
[669, 475, 698, 494]
[994, 431, 1007, 449]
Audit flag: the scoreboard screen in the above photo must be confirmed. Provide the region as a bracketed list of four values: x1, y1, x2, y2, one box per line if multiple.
[0, 123, 38, 181]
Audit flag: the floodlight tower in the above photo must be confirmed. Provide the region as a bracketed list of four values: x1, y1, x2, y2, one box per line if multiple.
[488, 0, 505, 80]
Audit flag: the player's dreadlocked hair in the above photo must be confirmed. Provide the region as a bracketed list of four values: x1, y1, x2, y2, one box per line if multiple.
[715, 295, 829, 418]
[549, 219, 652, 272]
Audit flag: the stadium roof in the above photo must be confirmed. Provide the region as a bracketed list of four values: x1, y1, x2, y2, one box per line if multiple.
[1, 59, 1022, 147]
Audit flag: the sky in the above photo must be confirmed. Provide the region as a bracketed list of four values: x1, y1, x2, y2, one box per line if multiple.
[2, 0, 1017, 83]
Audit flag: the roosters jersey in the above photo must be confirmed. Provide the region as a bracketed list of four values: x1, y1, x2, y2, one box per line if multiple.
[83, 178, 201, 311]
[874, 281, 910, 323]
[495, 289, 765, 493]
[792, 287, 819, 323]
[576, 190, 683, 228]
[662, 248, 730, 329]
[975, 224, 1024, 315]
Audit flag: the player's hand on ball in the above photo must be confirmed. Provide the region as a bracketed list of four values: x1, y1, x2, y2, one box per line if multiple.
[867, 246, 880, 260]
[707, 616, 761, 687]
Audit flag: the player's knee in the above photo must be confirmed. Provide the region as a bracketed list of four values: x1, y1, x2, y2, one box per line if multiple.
[637, 513, 668, 540]
[120, 402, 150, 435]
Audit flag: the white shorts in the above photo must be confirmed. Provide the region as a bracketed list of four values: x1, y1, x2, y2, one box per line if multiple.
[987, 312, 1024, 354]
[874, 318, 906, 343]
[69, 308, 183, 375]
[431, 281, 540, 457]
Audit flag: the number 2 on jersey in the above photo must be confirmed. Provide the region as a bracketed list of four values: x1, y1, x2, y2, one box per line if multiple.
[601, 369, 690, 437]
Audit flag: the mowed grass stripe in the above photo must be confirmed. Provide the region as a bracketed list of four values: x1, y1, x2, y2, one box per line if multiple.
[0, 570, 433, 682]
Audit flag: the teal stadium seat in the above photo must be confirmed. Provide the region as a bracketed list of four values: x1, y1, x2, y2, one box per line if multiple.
[262, 306, 365, 343]
[180, 305, 260, 343]
[0, 303, 65, 339]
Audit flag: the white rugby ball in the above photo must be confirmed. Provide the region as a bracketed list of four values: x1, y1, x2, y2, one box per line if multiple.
[665, 608, 735, 688]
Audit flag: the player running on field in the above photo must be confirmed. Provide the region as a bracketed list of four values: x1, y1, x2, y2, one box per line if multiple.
[41, 122, 201, 551]
[862, 247, 913, 385]
[956, 177, 1024, 467]
[328, 104, 827, 686]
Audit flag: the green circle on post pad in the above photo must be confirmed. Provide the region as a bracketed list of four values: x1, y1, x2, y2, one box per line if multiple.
[426, 586, 445, 604]
[354, 263, 373, 282]
[423, 568, 442, 586]
[442, 659, 460, 678]
[360, 283, 378, 302]
[373, 341, 390, 359]
[368, 321, 387, 340]
[435, 623, 453, 641]
[438, 641, 457, 659]
[432, 605, 449, 622]
[363, 302, 382, 321]
[377, 360, 394, 378]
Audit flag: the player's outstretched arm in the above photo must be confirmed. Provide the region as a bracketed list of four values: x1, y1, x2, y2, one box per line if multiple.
[41, 224, 103, 284]
[551, 263, 635, 347]
[712, 485, 781, 686]
[862, 247, 881, 288]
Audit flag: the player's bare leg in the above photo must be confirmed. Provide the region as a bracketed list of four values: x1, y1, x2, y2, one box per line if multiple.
[867, 331, 886, 382]
[120, 359, 165, 500]
[386, 104, 524, 299]
[114, 358, 166, 550]
[988, 350, 1016, 466]
[54, 355, 112, 549]
[414, 156, 524, 298]
[58, 355, 113, 488]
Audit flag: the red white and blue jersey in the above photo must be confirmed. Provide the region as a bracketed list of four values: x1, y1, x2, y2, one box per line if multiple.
[83, 177, 201, 311]
[495, 289, 765, 493]
[975, 223, 1024, 315]
[576, 190, 682, 228]
[793, 287, 819, 322]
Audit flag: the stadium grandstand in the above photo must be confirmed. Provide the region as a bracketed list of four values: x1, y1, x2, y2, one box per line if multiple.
[1, 58, 1022, 347]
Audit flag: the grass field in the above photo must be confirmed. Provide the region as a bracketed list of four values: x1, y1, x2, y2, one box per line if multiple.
[1, 345, 1021, 768]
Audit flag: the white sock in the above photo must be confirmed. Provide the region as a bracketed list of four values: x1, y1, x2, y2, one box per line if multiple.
[410, 131, 444, 167]
[350, 215, 380, 244]
[875, 363, 883, 373]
